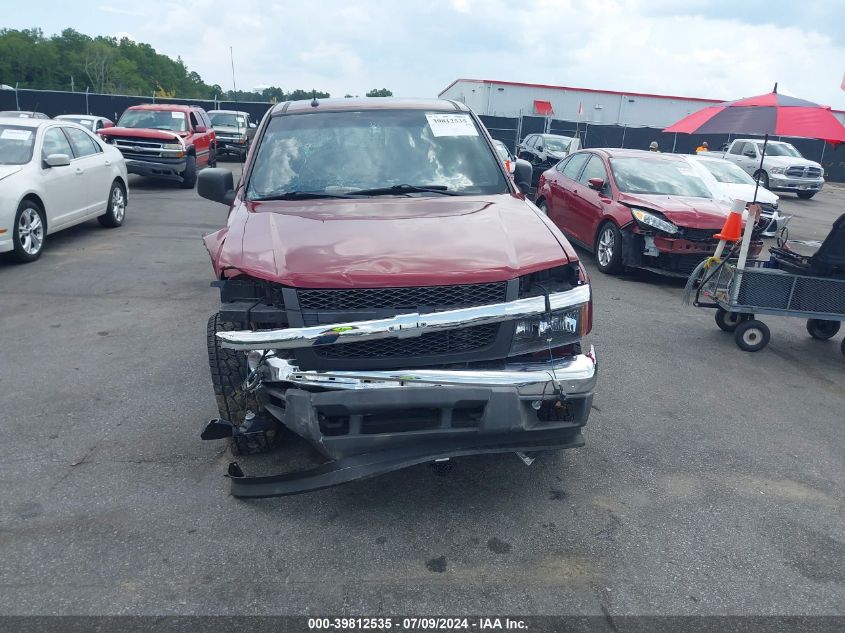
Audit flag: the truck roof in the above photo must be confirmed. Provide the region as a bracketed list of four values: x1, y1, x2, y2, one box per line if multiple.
[270, 97, 469, 116]
[126, 103, 199, 112]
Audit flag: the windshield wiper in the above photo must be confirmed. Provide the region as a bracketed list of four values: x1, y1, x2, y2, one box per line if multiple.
[250, 191, 362, 201]
[351, 184, 464, 196]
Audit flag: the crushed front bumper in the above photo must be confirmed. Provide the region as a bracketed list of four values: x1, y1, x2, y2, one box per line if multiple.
[768, 175, 824, 193]
[125, 158, 186, 181]
[209, 284, 597, 496]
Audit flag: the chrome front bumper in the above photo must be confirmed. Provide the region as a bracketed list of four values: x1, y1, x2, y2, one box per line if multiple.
[217, 284, 591, 351]
[249, 347, 597, 397]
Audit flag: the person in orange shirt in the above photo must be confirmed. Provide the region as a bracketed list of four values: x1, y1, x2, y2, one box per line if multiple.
[695, 141, 709, 154]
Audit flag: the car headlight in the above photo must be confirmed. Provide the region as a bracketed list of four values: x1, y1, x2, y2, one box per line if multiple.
[509, 305, 588, 356]
[630, 208, 678, 234]
[819, 168, 824, 178]
[770, 167, 786, 175]
[162, 142, 183, 150]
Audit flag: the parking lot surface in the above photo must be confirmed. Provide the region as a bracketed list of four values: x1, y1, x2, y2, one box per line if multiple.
[0, 168, 842, 615]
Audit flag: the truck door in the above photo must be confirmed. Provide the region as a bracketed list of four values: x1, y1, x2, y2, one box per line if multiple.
[190, 110, 211, 166]
[730, 142, 758, 176]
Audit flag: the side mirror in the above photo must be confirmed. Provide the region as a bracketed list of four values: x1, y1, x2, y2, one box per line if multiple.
[195, 125, 208, 133]
[743, 150, 756, 158]
[513, 159, 533, 194]
[536, 144, 544, 152]
[198, 168, 235, 205]
[249, 122, 257, 129]
[44, 153, 71, 167]
[587, 177, 605, 191]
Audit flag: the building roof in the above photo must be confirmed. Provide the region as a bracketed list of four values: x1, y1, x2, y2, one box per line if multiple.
[439, 78, 845, 114]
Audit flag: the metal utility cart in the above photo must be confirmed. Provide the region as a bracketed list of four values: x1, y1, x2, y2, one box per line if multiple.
[692, 258, 845, 355]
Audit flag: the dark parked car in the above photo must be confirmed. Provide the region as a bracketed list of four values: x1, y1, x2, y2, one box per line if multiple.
[197, 97, 597, 496]
[535, 149, 761, 276]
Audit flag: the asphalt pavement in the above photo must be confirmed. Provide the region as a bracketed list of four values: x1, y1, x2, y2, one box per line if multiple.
[0, 169, 842, 616]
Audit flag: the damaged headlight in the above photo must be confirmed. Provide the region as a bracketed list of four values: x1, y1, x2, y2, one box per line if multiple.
[631, 208, 678, 234]
[509, 304, 588, 356]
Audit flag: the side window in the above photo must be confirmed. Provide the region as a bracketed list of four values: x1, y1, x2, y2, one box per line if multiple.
[189, 112, 200, 130]
[41, 127, 74, 160]
[555, 155, 571, 172]
[199, 110, 211, 127]
[95, 120, 104, 131]
[561, 152, 590, 180]
[63, 126, 101, 157]
[523, 135, 535, 148]
[578, 155, 608, 186]
[729, 142, 743, 155]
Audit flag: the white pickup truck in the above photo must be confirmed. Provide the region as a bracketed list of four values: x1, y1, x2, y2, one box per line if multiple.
[716, 139, 824, 199]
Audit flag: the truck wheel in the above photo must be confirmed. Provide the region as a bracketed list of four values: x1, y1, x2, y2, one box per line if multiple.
[180, 154, 197, 189]
[207, 145, 217, 168]
[207, 313, 274, 455]
[715, 308, 743, 332]
[754, 170, 769, 190]
[595, 222, 624, 275]
[796, 191, 816, 200]
[735, 319, 770, 352]
[98, 180, 126, 228]
[806, 319, 841, 340]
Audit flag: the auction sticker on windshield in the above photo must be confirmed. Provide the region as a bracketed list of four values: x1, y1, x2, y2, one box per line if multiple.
[1, 129, 33, 140]
[425, 113, 478, 137]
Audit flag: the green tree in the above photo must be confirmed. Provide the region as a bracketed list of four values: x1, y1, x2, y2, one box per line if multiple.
[366, 88, 393, 97]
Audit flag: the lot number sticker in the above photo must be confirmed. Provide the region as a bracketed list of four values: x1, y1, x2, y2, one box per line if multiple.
[1, 128, 33, 140]
[425, 113, 478, 137]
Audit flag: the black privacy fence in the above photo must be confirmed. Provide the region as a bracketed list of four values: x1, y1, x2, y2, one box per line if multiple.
[479, 114, 845, 183]
[1, 88, 842, 182]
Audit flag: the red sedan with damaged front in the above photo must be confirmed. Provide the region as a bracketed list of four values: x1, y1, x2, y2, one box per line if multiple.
[535, 148, 760, 276]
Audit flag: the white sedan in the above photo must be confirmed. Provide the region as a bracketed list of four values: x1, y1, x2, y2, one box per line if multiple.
[0, 117, 128, 263]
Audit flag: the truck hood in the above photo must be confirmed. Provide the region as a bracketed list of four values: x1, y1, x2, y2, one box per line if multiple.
[98, 127, 183, 141]
[209, 194, 577, 287]
[0, 165, 23, 182]
[764, 155, 821, 168]
[618, 192, 729, 228]
[715, 182, 778, 206]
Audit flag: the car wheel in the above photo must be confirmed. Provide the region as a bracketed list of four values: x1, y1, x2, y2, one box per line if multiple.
[754, 170, 769, 190]
[734, 319, 770, 352]
[537, 199, 549, 215]
[12, 200, 46, 263]
[806, 318, 841, 340]
[595, 222, 624, 274]
[207, 313, 277, 455]
[715, 308, 744, 332]
[796, 191, 816, 200]
[98, 181, 126, 228]
[180, 154, 197, 189]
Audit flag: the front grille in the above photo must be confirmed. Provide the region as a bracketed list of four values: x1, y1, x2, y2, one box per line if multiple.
[313, 323, 499, 360]
[786, 166, 821, 178]
[297, 282, 508, 311]
[678, 227, 720, 242]
[113, 136, 167, 150]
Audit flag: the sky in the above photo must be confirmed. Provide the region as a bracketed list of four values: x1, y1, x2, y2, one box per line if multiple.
[4, 0, 845, 107]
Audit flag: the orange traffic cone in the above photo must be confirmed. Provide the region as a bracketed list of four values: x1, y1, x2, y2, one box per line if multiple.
[713, 202, 744, 241]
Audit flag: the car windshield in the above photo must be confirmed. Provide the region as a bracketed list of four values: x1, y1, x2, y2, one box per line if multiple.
[611, 157, 713, 197]
[493, 141, 511, 161]
[0, 124, 36, 165]
[698, 159, 755, 185]
[248, 109, 509, 198]
[543, 137, 571, 152]
[210, 113, 246, 129]
[756, 142, 801, 157]
[118, 109, 187, 132]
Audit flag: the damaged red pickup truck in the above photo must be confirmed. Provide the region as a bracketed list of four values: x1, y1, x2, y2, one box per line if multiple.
[198, 98, 597, 496]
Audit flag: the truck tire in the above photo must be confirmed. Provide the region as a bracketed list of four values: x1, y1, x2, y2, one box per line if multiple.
[754, 170, 769, 190]
[207, 145, 217, 168]
[796, 191, 816, 200]
[180, 154, 197, 189]
[806, 319, 840, 340]
[207, 313, 274, 455]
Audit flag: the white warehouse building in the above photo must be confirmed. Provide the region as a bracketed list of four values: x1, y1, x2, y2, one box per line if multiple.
[438, 78, 845, 128]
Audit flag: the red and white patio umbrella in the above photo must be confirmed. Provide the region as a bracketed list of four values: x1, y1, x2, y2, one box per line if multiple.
[665, 84, 845, 200]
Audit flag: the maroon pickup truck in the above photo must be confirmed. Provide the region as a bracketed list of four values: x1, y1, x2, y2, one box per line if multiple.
[99, 103, 216, 188]
[197, 97, 597, 496]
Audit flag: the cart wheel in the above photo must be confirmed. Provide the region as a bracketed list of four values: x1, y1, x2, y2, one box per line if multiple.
[806, 319, 841, 340]
[735, 320, 770, 352]
[715, 308, 744, 332]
